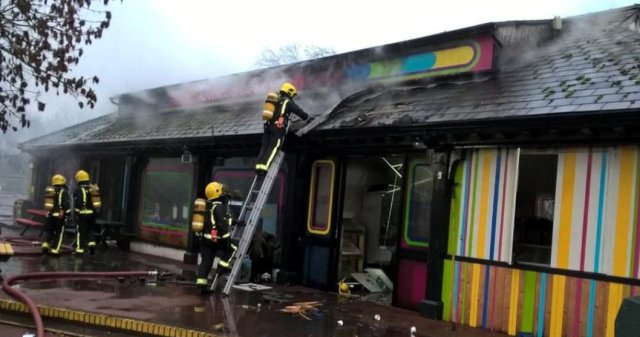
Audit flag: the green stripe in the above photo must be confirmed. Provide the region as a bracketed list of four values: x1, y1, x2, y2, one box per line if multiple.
[443, 160, 466, 321]
[441, 259, 453, 321]
[521, 271, 537, 333]
[467, 150, 481, 255]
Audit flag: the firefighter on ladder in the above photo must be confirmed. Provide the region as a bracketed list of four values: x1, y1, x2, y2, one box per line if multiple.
[42, 174, 70, 255]
[73, 170, 100, 255]
[255, 82, 313, 176]
[194, 182, 238, 293]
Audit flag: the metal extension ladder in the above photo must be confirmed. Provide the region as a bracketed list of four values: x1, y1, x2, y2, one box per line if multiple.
[212, 151, 285, 295]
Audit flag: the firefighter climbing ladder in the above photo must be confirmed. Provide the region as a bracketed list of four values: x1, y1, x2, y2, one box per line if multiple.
[215, 151, 285, 295]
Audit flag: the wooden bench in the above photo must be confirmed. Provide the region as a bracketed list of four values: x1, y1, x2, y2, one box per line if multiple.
[15, 217, 45, 236]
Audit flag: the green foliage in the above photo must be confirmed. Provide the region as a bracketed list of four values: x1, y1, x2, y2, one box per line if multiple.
[0, 0, 117, 133]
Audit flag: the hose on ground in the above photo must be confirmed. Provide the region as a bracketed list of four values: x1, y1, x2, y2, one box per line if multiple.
[1, 270, 159, 337]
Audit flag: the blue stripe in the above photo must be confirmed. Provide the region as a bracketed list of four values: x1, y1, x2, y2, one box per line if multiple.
[586, 280, 597, 337]
[452, 261, 461, 321]
[489, 149, 502, 260]
[594, 151, 607, 272]
[481, 266, 491, 328]
[537, 273, 547, 337]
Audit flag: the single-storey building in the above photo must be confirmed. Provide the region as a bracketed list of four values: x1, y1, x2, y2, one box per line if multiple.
[20, 5, 640, 337]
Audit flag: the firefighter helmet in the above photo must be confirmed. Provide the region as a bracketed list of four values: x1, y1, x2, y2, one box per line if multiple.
[51, 174, 66, 186]
[280, 82, 297, 98]
[205, 182, 224, 200]
[75, 170, 90, 182]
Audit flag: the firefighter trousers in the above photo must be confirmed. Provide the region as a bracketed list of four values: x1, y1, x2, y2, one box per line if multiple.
[44, 216, 66, 253]
[255, 123, 285, 173]
[75, 213, 97, 252]
[197, 238, 238, 281]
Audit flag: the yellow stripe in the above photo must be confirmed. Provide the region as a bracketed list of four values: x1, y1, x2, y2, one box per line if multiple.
[606, 283, 624, 337]
[614, 148, 635, 276]
[265, 138, 281, 169]
[469, 264, 481, 327]
[549, 275, 566, 337]
[558, 153, 576, 268]
[477, 150, 494, 258]
[508, 269, 520, 335]
[432, 46, 476, 68]
[0, 299, 220, 337]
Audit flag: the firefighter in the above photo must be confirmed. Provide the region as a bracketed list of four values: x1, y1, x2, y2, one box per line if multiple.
[42, 174, 70, 255]
[255, 82, 313, 175]
[73, 170, 100, 255]
[195, 182, 238, 292]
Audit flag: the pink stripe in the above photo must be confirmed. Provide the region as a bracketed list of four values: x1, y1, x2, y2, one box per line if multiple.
[635, 171, 640, 278]
[580, 149, 593, 271]
[140, 226, 186, 237]
[497, 149, 509, 261]
[488, 266, 497, 329]
[572, 278, 583, 337]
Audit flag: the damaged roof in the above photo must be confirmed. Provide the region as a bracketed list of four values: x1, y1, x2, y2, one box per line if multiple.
[317, 5, 640, 131]
[21, 5, 640, 152]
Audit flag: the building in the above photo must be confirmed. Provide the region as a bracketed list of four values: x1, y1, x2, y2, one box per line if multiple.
[20, 5, 640, 337]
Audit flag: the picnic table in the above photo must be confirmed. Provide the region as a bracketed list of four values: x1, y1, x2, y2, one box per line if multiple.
[95, 219, 132, 251]
[15, 208, 47, 236]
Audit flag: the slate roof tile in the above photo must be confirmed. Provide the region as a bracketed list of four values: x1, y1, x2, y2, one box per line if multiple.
[602, 102, 632, 110]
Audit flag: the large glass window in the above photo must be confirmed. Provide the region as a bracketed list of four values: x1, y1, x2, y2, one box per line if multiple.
[512, 154, 558, 265]
[139, 158, 193, 247]
[213, 169, 285, 237]
[307, 160, 335, 235]
[403, 161, 432, 248]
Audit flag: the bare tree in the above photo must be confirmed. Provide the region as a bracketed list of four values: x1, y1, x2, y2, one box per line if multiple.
[0, 0, 117, 134]
[255, 43, 336, 68]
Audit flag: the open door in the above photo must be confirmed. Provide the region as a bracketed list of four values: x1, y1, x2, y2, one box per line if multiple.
[395, 158, 432, 309]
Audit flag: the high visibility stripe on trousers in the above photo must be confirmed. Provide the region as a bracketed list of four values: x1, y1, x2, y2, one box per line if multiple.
[265, 138, 281, 170]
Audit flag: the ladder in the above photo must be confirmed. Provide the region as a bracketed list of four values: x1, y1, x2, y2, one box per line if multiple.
[214, 151, 285, 295]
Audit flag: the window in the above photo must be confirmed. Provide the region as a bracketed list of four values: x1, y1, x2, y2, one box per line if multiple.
[403, 161, 432, 248]
[512, 154, 558, 265]
[307, 160, 335, 235]
[139, 158, 193, 247]
[213, 169, 285, 237]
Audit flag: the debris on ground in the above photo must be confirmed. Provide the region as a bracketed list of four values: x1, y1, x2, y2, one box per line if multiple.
[279, 301, 323, 320]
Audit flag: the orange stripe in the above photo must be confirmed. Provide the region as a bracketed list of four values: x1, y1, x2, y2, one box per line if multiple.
[558, 153, 576, 268]
[613, 148, 635, 276]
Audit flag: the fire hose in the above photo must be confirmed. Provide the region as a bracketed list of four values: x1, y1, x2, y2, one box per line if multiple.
[1, 270, 160, 337]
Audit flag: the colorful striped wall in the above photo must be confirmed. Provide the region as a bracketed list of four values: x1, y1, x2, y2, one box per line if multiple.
[451, 148, 520, 263]
[441, 260, 640, 337]
[552, 147, 640, 277]
[443, 147, 640, 337]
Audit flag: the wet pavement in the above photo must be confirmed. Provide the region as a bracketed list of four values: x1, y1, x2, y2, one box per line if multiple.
[0, 225, 508, 337]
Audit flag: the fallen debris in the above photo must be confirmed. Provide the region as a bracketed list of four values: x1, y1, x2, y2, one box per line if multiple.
[279, 301, 323, 320]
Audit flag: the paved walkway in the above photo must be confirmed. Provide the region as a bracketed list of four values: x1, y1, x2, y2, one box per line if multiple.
[0, 225, 507, 337]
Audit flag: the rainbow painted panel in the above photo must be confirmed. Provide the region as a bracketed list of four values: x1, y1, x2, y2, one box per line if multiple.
[449, 146, 640, 279]
[551, 147, 640, 278]
[441, 260, 640, 337]
[449, 148, 519, 262]
[346, 42, 482, 82]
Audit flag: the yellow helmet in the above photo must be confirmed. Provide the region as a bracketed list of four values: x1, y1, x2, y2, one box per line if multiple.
[51, 174, 66, 186]
[205, 182, 224, 200]
[75, 170, 90, 182]
[280, 82, 297, 97]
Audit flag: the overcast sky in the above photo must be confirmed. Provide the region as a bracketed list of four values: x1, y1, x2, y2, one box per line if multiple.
[4, 0, 638, 145]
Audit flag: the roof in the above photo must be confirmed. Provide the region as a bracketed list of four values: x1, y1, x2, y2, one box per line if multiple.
[316, 5, 640, 133]
[21, 5, 640, 152]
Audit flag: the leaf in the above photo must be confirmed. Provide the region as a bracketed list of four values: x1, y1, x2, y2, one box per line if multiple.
[78, 102, 84, 109]
[38, 102, 46, 111]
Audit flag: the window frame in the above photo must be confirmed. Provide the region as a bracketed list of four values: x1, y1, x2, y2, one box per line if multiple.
[307, 160, 336, 235]
[403, 159, 432, 248]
